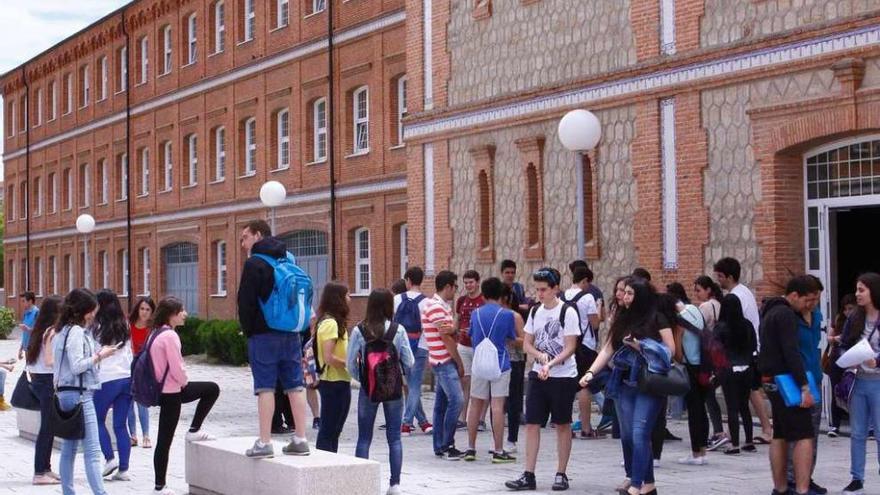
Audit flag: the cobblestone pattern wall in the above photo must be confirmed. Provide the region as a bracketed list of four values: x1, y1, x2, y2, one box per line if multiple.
[701, 68, 837, 285]
[448, 106, 637, 295]
[701, 0, 880, 48]
[446, 0, 636, 107]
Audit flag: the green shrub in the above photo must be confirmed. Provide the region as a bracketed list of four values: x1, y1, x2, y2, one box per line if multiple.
[0, 307, 15, 340]
[177, 316, 205, 355]
[200, 320, 248, 365]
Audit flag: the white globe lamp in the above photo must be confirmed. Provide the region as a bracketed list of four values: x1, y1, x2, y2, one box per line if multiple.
[75, 214, 96, 234]
[558, 109, 602, 151]
[260, 181, 287, 207]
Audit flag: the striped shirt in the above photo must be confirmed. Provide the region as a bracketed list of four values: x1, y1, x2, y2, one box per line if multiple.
[422, 294, 454, 365]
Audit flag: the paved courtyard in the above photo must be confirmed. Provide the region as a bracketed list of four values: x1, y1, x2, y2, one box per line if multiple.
[0, 335, 877, 495]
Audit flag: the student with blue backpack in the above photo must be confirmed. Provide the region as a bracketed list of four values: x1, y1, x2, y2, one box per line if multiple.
[238, 220, 314, 459]
[394, 267, 434, 436]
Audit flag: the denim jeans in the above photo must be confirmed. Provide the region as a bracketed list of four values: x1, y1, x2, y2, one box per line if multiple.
[507, 360, 525, 443]
[404, 348, 429, 426]
[849, 378, 880, 481]
[58, 391, 108, 495]
[128, 402, 150, 437]
[31, 373, 55, 475]
[355, 389, 404, 487]
[432, 361, 463, 453]
[316, 380, 352, 453]
[93, 377, 133, 471]
[615, 383, 663, 490]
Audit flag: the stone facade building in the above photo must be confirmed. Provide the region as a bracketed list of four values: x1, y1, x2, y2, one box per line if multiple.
[2, 0, 409, 317]
[404, 0, 880, 319]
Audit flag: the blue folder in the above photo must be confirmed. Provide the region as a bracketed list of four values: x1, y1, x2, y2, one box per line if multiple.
[774, 371, 821, 407]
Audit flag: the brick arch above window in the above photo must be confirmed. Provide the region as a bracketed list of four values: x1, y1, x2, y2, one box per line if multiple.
[470, 144, 495, 263]
[515, 136, 545, 261]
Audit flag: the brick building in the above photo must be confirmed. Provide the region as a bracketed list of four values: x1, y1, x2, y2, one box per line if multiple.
[403, 0, 880, 320]
[2, 0, 409, 318]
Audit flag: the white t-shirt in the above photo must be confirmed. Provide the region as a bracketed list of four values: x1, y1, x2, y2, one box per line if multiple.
[525, 299, 582, 378]
[730, 283, 761, 349]
[563, 286, 599, 350]
[394, 290, 433, 351]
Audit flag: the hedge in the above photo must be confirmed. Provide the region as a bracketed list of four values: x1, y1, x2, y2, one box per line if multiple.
[199, 319, 248, 366]
[0, 307, 15, 340]
[177, 316, 205, 356]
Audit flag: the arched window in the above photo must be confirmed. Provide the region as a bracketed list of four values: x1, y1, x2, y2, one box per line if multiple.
[478, 170, 491, 249]
[525, 163, 539, 247]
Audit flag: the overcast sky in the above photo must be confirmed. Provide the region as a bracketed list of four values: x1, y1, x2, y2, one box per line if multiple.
[0, 0, 128, 176]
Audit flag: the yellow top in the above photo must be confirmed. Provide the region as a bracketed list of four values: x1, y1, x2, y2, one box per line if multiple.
[316, 318, 351, 382]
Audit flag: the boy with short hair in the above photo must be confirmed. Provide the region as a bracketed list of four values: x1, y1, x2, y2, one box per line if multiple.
[456, 270, 485, 428]
[18, 292, 38, 360]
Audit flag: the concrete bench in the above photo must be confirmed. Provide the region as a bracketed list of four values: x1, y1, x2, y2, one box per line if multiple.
[186, 437, 380, 495]
[17, 407, 118, 450]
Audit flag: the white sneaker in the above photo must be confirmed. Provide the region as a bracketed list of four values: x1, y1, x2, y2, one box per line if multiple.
[153, 488, 177, 495]
[653, 459, 661, 468]
[504, 441, 517, 453]
[387, 485, 402, 495]
[676, 455, 707, 466]
[112, 470, 131, 481]
[186, 430, 217, 442]
[102, 458, 118, 477]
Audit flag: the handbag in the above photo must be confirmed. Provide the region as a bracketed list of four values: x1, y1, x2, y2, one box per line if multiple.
[51, 327, 85, 440]
[638, 362, 691, 397]
[10, 372, 41, 410]
[834, 370, 857, 413]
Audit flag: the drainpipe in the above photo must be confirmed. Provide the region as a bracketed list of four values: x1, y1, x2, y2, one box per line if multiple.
[122, 10, 133, 306]
[23, 67, 31, 292]
[327, 0, 337, 280]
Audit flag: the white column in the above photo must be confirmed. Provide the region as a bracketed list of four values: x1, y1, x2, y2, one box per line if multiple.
[661, 0, 676, 55]
[575, 154, 585, 260]
[424, 143, 435, 274]
[423, 0, 433, 110]
[661, 98, 677, 270]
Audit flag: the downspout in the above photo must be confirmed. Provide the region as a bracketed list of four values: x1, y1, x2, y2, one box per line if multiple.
[122, 10, 133, 306]
[327, 0, 337, 280]
[23, 67, 30, 291]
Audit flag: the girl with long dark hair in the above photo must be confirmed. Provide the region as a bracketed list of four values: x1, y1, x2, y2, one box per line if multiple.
[693, 275, 727, 450]
[715, 294, 756, 455]
[347, 288, 414, 495]
[314, 281, 352, 452]
[839, 273, 880, 495]
[580, 278, 675, 495]
[92, 289, 134, 480]
[53, 288, 118, 495]
[150, 296, 219, 495]
[26, 295, 63, 485]
[500, 283, 526, 452]
[128, 296, 155, 448]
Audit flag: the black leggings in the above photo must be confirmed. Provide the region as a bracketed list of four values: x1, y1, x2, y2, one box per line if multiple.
[684, 365, 709, 453]
[705, 390, 723, 436]
[507, 360, 525, 443]
[720, 369, 753, 447]
[651, 398, 668, 460]
[154, 382, 220, 489]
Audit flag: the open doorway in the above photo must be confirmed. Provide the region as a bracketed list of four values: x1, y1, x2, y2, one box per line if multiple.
[828, 205, 880, 316]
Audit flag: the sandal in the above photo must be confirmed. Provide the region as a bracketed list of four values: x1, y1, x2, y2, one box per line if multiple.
[579, 429, 606, 440]
[753, 436, 771, 445]
[142, 436, 152, 449]
[130, 436, 138, 447]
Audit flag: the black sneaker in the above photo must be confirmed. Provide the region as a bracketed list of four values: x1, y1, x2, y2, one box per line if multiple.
[827, 427, 839, 438]
[551, 473, 569, 491]
[492, 451, 516, 464]
[434, 447, 447, 458]
[312, 417, 321, 430]
[505, 472, 536, 491]
[445, 447, 466, 461]
[742, 444, 757, 453]
[724, 447, 741, 455]
[809, 480, 827, 495]
[463, 449, 477, 461]
[842, 479, 864, 495]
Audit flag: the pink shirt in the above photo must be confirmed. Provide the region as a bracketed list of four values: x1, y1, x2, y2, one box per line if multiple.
[149, 327, 188, 394]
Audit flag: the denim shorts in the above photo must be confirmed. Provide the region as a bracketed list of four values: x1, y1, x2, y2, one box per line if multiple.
[248, 331, 305, 395]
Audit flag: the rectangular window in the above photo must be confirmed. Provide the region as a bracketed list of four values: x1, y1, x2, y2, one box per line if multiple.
[7, 185, 14, 221]
[5, 100, 13, 137]
[119, 249, 130, 296]
[660, 98, 677, 270]
[79, 163, 91, 208]
[400, 223, 408, 277]
[244, 0, 255, 41]
[64, 168, 73, 210]
[163, 25, 173, 75]
[80, 65, 90, 107]
[118, 153, 128, 200]
[64, 73, 73, 114]
[276, 0, 289, 28]
[34, 177, 43, 216]
[355, 228, 370, 294]
[99, 56, 108, 100]
[66, 254, 73, 292]
[311, 0, 326, 14]
[353, 87, 369, 153]
[397, 76, 407, 145]
[142, 248, 151, 295]
[214, 127, 226, 180]
[35, 87, 43, 126]
[19, 95, 26, 131]
[216, 241, 227, 295]
[314, 98, 327, 162]
[99, 159, 109, 204]
[19, 180, 26, 219]
[35, 258, 43, 297]
[139, 36, 149, 83]
[245, 117, 256, 174]
[187, 134, 198, 185]
[187, 14, 198, 64]
[118, 46, 128, 91]
[49, 173, 57, 213]
[214, 1, 226, 53]
[9, 261, 15, 299]
[163, 141, 173, 190]
[140, 148, 150, 195]
[277, 109, 289, 169]
[49, 256, 57, 295]
[49, 80, 57, 120]
[100, 251, 109, 289]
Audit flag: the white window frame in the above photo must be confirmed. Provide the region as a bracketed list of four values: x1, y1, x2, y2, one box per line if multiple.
[81, 163, 91, 207]
[6, 100, 14, 137]
[99, 56, 108, 100]
[276, 108, 290, 170]
[214, 1, 226, 53]
[50, 256, 57, 294]
[187, 133, 198, 185]
[216, 241, 227, 295]
[19, 180, 26, 219]
[35, 258, 43, 297]
[65, 73, 73, 114]
[121, 249, 130, 296]
[214, 126, 226, 181]
[313, 98, 327, 162]
[35, 87, 43, 126]
[99, 159, 108, 204]
[140, 148, 150, 195]
[7, 185, 14, 222]
[49, 80, 57, 120]
[50, 173, 58, 213]
[312, 0, 326, 14]
[142, 248, 151, 295]
[187, 13, 198, 64]
[245, 117, 256, 175]
[162, 25, 172, 75]
[65, 169, 73, 210]
[353, 86, 369, 154]
[244, 0, 255, 41]
[35, 177, 43, 217]
[397, 76, 407, 145]
[276, 0, 289, 28]
[81, 65, 90, 107]
[11, 261, 17, 299]
[119, 153, 129, 201]
[354, 227, 371, 294]
[98, 251, 108, 289]
[140, 36, 149, 84]
[66, 255, 74, 292]
[163, 141, 173, 190]
[400, 223, 408, 277]
[119, 46, 128, 91]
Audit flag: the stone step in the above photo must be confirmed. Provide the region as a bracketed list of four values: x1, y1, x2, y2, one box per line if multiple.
[186, 436, 381, 495]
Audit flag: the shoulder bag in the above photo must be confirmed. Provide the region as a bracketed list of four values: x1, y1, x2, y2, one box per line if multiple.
[51, 327, 85, 440]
